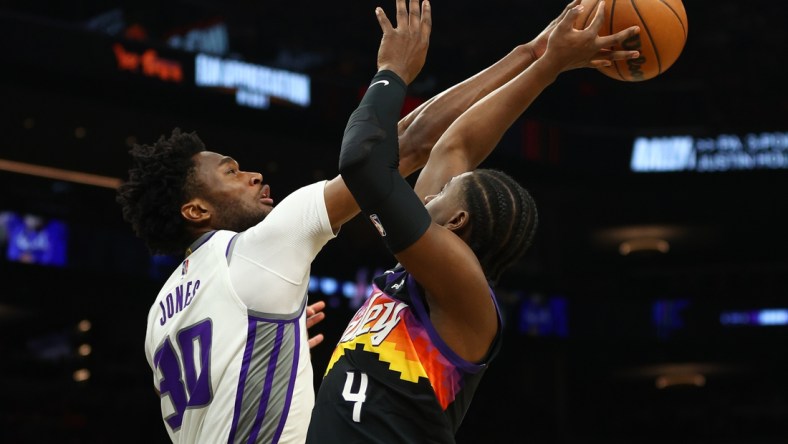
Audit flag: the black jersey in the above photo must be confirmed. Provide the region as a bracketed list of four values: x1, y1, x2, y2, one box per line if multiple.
[307, 266, 502, 444]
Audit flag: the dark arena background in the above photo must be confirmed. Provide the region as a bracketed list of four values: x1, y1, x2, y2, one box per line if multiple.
[1, 1, 787, 443]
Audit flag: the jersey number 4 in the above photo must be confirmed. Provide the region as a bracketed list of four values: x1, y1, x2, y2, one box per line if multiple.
[342, 371, 368, 423]
[153, 319, 214, 430]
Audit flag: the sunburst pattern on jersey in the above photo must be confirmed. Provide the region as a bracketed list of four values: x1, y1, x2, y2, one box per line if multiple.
[325, 289, 464, 409]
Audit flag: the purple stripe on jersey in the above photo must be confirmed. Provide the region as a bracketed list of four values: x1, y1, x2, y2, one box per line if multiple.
[228, 318, 258, 444]
[271, 314, 301, 443]
[406, 276, 486, 374]
[247, 323, 285, 443]
[225, 233, 239, 258]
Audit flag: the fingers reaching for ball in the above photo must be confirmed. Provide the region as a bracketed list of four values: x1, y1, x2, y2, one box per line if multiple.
[573, 0, 689, 81]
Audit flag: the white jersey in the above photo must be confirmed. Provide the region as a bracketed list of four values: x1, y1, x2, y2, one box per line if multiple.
[144, 181, 336, 444]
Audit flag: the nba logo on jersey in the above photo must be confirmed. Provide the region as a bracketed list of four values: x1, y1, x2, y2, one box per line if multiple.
[369, 214, 387, 237]
[181, 259, 189, 275]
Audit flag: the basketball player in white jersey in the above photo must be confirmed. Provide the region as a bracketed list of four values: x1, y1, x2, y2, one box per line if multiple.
[116, 0, 637, 441]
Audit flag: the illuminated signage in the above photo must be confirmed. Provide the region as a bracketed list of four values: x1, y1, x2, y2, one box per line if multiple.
[113, 43, 183, 83]
[194, 53, 310, 109]
[631, 132, 788, 172]
[167, 22, 229, 55]
[720, 308, 788, 326]
[4, 11, 311, 112]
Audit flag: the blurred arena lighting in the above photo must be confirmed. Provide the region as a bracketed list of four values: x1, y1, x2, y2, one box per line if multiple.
[309, 274, 375, 302]
[73, 368, 91, 382]
[0, 158, 121, 189]
[720, 308, 788, 326]
[342, 281, 357, 298]
[308, 276, 319, 293]
[593, 224, 687, 255]
[621, 362, 738, 388]
[318, 277, 338, 295]
[0, 304, 31, 321]
[78, 344, 92, 357]
[619, 237, 670, 255]
[77, 319, 92, 333]
[655, 373, 706, 389]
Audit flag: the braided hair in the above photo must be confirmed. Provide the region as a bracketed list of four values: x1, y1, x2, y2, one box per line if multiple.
[461, 168, 538, 284]
[116, 128, 206, 255]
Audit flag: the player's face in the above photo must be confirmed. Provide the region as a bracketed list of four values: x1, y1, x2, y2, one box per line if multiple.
[192, 151, 274, 232]
[424, 172, 471, 226]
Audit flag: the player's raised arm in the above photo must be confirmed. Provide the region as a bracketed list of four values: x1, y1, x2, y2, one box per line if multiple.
[413, 0, 640, 199]
[322, 0, 431, 232]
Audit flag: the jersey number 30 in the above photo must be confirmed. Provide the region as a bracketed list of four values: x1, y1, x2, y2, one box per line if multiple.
[153, 319, 214, 430]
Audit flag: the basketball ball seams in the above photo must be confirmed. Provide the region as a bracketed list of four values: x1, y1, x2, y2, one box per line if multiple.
[575, 0, 686, 81]
[659, 0, 688, 38]
[631, 0, 662, 75]
[608, 0, 617, 37]
[581, 0, 601, 29]
[610, 0, 626, 81]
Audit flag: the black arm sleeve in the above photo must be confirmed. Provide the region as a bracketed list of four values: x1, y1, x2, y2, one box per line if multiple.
[338, 70, 432, 254]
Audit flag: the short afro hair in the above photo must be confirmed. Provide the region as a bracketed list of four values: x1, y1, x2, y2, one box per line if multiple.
[116, 128, 206, 255]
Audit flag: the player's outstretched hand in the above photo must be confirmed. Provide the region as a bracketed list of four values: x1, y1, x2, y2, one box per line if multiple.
[375, 0, 432, 84]
[306, 300, 326, 349]
[528, 0, 581, 61]
[541, 0, 640, 72]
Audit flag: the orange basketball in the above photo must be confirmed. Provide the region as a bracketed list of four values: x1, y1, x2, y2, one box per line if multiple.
[574, 0, 688, 81]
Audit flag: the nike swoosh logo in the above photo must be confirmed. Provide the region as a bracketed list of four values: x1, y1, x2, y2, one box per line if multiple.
[370, 79, 390, 88]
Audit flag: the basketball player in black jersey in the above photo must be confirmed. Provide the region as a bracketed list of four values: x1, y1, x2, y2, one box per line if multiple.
[307, 0, 640, 442]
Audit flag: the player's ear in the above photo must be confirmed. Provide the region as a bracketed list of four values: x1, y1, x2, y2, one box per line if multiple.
[181, 198, 210, 223]
[445, 210, 471, 240]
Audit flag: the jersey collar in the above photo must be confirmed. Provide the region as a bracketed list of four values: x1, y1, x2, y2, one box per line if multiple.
[184, 230, 217, 258]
